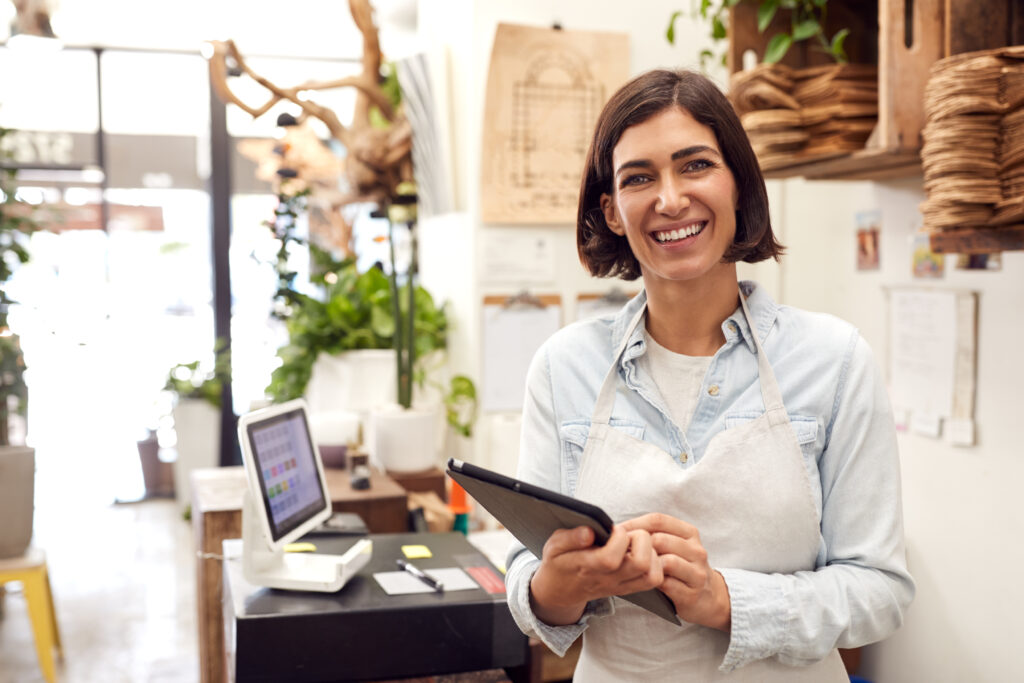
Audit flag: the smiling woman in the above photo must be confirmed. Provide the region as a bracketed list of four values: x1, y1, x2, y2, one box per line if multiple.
[505, 68, 915, 681]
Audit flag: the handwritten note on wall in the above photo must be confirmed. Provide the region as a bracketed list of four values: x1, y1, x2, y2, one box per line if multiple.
[889, 288, 977, 444]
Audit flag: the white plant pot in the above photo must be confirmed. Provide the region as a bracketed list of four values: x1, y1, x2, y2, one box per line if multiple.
[369, 406, 441, 474]
[172, 399, 221, 511]
[0, 446, 34, 559]
[306, 349, 397, 417]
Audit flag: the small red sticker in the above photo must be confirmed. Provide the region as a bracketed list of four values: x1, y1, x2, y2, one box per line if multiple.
[466, 566, 506, 594]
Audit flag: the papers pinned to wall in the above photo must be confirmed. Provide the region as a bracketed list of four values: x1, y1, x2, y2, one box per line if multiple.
[480, 293, 562, 412]
[888, 288, 977, 445]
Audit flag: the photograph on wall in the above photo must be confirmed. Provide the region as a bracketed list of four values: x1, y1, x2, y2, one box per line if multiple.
[480, 23, 630, 224]
[910, 230, 944, 279]
[855, 209, 881, 270]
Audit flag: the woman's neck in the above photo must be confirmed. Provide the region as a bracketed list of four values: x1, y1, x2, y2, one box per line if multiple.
[642, 267, 740, 357]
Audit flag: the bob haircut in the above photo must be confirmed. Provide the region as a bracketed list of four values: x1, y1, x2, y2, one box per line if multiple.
[577, 69, 783, 280]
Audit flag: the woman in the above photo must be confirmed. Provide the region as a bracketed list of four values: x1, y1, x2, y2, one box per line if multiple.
[505, 69, 914, 680]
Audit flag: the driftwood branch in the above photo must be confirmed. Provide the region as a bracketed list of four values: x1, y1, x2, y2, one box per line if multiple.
[205, 0, 412, 213]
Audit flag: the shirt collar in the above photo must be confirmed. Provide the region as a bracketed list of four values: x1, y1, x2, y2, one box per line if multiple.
[609, 280, 778, 358]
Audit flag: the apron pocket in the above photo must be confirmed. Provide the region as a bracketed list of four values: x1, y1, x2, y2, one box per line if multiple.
[560, 419, 645, 496]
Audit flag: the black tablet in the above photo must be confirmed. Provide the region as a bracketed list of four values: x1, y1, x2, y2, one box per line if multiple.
[447, 458, 681, 625]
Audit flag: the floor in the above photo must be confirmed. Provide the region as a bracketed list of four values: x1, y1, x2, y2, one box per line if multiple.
[0, 488, 198, 683]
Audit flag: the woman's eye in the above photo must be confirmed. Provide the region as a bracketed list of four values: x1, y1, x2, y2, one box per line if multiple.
[684, 158, 715, 172]
[621, 174, 649, 187]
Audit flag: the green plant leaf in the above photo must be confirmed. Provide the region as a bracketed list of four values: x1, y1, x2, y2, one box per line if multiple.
[370, 304, 395, 338]
[763, 32, 793, 63]
[830, 28, 850, 62]
[792, 17, 821, 41]
[712, 14, 727, 40]
[812, 0, 828, 7]
[757, 0, 779, 33]
[699, 0, 713, 19]
[666, 10, 682, 44]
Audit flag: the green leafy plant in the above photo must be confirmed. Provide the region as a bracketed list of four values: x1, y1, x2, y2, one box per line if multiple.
[164, 341, 231, 408]
[263, 183, 312, 320]
[0, 125, 40, 447]
[668, 0, 849, 68]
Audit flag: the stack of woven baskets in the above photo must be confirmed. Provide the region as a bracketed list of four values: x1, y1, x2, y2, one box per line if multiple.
[920, 46, 1024, 232]
[730, 63, 878, 171]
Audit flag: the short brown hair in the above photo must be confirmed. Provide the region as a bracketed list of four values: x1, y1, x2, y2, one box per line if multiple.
[577, 69, 783, 280]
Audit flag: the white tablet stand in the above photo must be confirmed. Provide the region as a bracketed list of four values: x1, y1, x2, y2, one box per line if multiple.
[241, 491, 372, 593]
[237, 399, 372, 593]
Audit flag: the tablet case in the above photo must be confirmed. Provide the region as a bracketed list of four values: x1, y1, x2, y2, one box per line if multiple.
[447, 458, 680, 625]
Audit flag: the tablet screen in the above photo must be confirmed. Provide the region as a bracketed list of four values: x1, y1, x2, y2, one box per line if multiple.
[246, 408, 328, 542]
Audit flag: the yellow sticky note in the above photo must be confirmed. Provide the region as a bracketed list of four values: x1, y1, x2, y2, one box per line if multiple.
[284, 542, 317, 553]
[401, 544, 432, 559]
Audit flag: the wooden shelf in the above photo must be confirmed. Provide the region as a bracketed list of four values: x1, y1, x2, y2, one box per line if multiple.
[929, 225, 1024, 254]
[762, 148, 921, 181]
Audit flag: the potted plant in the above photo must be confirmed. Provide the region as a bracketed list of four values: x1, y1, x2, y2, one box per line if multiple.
[668, 0, 851, 69]
[164, 342, 230, 515]
[0, 123, 40, 558]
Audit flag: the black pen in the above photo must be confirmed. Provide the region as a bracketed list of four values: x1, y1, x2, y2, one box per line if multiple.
[396, 559, 444, 592]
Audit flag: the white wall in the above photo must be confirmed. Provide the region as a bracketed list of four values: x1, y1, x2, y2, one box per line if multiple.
[418, 3, 1023, 680]
[776, 176, 1024, 682]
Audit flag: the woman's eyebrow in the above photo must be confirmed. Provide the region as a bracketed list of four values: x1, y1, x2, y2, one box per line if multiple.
[671, 145, 720, 160]
[614, 145, 722, 176]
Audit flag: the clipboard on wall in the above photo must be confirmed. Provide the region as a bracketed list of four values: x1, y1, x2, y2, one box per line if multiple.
[575, 288, 638, 321]
[481, 292, 562, 412]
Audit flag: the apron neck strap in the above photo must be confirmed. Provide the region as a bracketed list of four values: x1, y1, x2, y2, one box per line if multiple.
[592, 287, 787, 426]
[739, 290, 786, 416]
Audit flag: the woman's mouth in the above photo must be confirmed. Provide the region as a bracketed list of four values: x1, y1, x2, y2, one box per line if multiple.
[653, 221, 707, 243]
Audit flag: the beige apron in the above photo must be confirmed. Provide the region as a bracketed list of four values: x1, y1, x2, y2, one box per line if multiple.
[572, 293, 846, 682]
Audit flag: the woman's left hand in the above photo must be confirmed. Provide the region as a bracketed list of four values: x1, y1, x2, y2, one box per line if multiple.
[620, 513, 731, 632]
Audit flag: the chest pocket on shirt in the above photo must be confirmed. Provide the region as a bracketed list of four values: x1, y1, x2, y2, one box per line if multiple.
[724, 411, 820, 469]
[559, 419, 645, 496]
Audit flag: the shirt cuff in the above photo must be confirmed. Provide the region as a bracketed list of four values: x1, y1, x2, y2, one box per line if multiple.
[717, 568, 790, 672]
[507, 557, 614, 656]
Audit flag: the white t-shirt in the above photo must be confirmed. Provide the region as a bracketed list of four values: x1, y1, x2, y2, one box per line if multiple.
[638, 326, 713, 433]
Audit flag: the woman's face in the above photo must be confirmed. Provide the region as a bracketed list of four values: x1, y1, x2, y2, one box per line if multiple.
[600, 106, 739, 291]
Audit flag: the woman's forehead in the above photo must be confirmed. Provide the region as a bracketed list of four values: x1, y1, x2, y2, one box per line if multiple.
[613, 106, 721, 159]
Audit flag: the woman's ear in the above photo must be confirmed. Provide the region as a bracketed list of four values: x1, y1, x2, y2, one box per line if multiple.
[600, 193, 625, 236]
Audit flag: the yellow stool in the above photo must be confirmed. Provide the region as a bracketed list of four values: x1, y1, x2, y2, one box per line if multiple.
[0, 549, 63, 683]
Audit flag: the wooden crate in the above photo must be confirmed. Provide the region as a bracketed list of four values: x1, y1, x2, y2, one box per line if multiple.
[727, 0, 1023, 180]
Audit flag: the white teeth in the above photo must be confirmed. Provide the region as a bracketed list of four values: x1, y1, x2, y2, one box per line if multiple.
[655, 222, 706, 242]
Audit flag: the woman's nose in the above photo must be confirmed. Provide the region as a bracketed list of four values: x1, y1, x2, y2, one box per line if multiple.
[655, 177, 690, 215]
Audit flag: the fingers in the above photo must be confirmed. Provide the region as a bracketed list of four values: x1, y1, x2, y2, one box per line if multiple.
[659, 552, 710, 589]
[619, 512, 697, 539]
[542, 525, 596, 559]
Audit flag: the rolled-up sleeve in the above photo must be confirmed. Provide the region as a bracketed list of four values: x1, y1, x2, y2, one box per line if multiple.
[718, 333, 915, 671]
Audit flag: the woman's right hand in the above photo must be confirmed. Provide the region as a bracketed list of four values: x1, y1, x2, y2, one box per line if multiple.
[528, 524, 663, 626]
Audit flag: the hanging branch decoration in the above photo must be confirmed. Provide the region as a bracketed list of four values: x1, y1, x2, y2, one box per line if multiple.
[205, 0, 414, 254]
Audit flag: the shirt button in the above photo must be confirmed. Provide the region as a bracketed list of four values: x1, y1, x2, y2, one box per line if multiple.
[728, 322, 738, 333]
[708, 384, 720, 396]
[680, 452, 689, 463]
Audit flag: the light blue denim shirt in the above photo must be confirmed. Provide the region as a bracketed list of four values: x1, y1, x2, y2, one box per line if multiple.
[505, 281, 915, 672]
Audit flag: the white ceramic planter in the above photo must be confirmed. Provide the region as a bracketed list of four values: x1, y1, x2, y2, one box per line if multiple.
[172, 399, 221, 512]
[369, 406, 441, 474]
[306, 349, 397, 416]
[0, 446, 34, 558]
